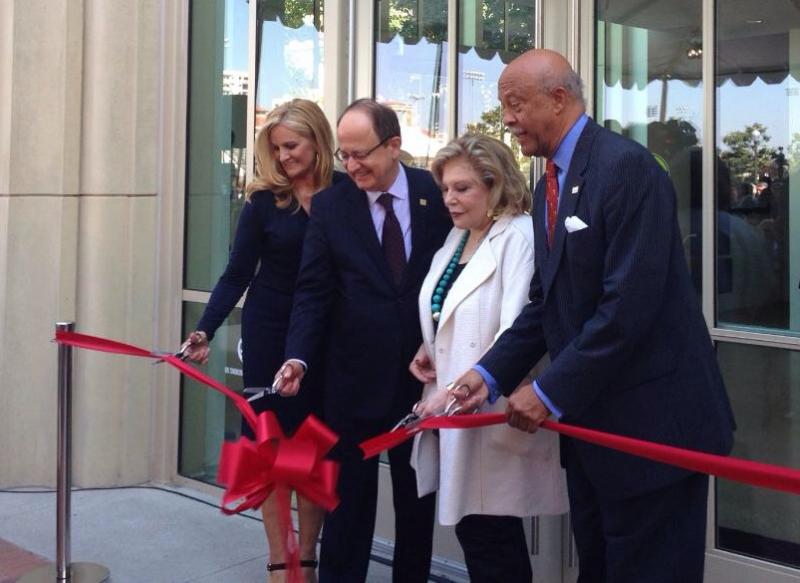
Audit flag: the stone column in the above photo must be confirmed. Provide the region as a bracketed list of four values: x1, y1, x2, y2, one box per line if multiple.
[0, 0, 160, 487]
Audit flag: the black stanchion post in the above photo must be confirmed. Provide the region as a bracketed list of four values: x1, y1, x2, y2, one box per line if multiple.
[19, 322, 110, 583]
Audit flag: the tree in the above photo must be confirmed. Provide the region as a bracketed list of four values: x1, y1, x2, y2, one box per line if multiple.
[465, 104, 530, 176]
[720, 123, 775, 182]
[786, 134, 800, 173]
[381, 0, 446, 43]
[258, 0, 320, 30]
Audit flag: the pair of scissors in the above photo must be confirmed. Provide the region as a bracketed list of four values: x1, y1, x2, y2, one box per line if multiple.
[152, 339, 194, 364]
[391, 411, 421, 432]
[268, 363, 292, 393]
[243, 386, 280, 402]
[390, 400, 426, 431]
[443, 381, 473, 416]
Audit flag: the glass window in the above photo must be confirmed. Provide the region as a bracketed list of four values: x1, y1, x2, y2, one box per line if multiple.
[716, 342, 800, 568]
[595, 0, 705, 295]
[715, 3, 800, 335]
[255, 0, 324, 130]
[458, 0, 536, 176]
[185, 0, 250, 292]
[181, 0, 325, 484]
[179, 302, 244, 483]
[375, 0, 449, 167]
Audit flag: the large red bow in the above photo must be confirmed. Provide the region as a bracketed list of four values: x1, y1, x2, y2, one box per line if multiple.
[217, 412, 340, 514]
[216, 412, 339, 582]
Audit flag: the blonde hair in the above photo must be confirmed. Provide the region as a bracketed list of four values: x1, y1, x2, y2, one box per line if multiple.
[246, 99, 335, 209]
[431, 134, 532, 216]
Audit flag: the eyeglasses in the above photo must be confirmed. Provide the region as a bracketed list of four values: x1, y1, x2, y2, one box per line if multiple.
[334, 136, 392, 164]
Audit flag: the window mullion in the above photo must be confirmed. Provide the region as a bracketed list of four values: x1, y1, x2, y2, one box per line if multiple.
[447, 0, 458, 142]
[246, 0, 257, 187]
[701, 0, 715, 327]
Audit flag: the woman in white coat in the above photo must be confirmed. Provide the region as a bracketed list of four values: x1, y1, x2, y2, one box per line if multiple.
[409, 134, 568, 583]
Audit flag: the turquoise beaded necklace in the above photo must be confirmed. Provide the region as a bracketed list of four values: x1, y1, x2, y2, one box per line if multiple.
[431, 230, 470, 322]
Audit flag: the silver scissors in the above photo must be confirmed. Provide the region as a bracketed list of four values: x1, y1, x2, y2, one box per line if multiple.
[391, 400, 425, 431]
[243, 385, 280, 402]
[391, 411, 421, 432]
[152, 339, 193, 364]
[244, 362, 292, 401]
[443, 381, 469, 416]
[268, 362, 292, 394]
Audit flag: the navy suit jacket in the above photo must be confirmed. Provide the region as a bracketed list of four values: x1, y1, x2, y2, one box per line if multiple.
[286, 165, 452, 428]
[480, 119, 735, 499]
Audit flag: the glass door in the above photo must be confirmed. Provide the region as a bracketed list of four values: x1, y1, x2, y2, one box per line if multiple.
[595, 1, 800, 581]
[180, 0, 326, 483]
[370, 1, 573, 580]
[711, 0, 800, 578]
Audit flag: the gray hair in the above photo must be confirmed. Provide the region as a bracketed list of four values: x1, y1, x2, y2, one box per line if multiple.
[541, 67, 585, 106]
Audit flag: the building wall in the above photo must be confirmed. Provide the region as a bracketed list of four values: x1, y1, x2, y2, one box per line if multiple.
[0, 0, 160, 486]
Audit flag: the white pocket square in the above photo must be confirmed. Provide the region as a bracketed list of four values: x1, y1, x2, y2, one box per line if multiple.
[564, 216, 589, 233]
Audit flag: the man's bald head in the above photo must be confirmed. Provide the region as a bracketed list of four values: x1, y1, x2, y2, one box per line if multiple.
[498, 50, 585, 158]
[501, 49, 585, 107]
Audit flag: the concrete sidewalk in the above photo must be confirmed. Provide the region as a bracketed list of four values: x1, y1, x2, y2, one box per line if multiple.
[0, 485, 397, 583]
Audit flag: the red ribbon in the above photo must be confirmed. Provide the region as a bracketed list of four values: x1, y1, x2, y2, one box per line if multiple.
[360, 413, 800, 496]
[217, 412, 339, 514]
[54, 330, 341, 583]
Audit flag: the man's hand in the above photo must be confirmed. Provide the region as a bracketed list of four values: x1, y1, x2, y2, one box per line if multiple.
[409, 343, 437, 384]
[447, 368, 489, 414]
[274, 360, 305, 397]
[506, 380, 551, 433]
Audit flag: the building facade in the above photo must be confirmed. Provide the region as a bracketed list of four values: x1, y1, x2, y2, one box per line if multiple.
[1, 1, 798, 581]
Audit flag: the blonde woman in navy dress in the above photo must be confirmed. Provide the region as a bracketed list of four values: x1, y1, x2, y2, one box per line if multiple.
[183, 98, 342, 583]
[409, 134, 568, 583]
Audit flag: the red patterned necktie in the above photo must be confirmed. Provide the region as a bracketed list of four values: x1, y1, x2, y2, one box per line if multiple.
[378, 192, 406, 286]
[545, 159, 559, 246]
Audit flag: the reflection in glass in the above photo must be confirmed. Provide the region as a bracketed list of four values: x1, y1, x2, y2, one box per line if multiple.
[716, 4, 800, 334]
[179, 302, 244, 484]
[716, 342, 800, 568]
[255, 1, 324, 130]
[185, 0, 250, 291]
[246, 1, 324, 259]
[458, 1, 535, 176]
[375, 0, 449, 167]
[595, 0, 704, 295]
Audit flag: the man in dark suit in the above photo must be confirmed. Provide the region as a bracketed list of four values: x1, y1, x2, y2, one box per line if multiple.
[276, 99, 451, 583]
[450, 50, 735, 583]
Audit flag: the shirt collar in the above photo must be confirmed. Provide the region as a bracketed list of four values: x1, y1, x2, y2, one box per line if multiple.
[551, 113, 588, 173]
[366, 163, 408, 204]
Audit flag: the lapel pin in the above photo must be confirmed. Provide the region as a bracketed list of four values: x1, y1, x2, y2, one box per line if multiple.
[419, 198, 428, 206]
[571, 185, 579, 194]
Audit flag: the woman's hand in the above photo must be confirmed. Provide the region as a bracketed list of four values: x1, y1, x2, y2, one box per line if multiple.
[409, 344, 436, 384]
[183, 331, 210, 364]
[414, 386, 450, 418]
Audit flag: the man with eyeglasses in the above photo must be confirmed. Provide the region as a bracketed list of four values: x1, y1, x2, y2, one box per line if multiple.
[276, 98, 451, 583]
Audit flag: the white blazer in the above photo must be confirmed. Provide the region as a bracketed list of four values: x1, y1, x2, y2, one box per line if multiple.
[411, 213, 568, 526]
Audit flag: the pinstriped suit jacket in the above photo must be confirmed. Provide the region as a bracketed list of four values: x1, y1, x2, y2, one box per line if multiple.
[479, 118, 735, 499]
